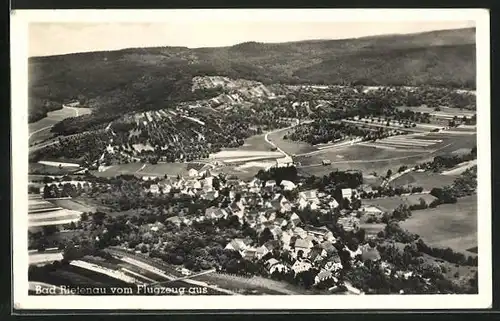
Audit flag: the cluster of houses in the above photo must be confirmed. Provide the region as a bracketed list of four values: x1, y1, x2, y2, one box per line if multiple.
[138, 169, 395, 289]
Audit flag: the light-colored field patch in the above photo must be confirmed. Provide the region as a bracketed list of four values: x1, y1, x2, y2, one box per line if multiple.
[210, 150, 282, 160]
[441, 160, 477, 176]
[29, 209, 81, 221]
[29, 252, 64, 265]
[132, 143, 155, 152]
[137, 162, 190, 177]
[236, 161, 275, 170]
[38, 161, 80, 168]
[362, 194, 437, 212]
[400, 195, 477, 253]
[92, 163, 147, 177]
[220, 156, 281, 163]
[70, 260, 139, 284]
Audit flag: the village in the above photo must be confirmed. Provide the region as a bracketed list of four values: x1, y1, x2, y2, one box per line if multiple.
[27, 153, 480, 296]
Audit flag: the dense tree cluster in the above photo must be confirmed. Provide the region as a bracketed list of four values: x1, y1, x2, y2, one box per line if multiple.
[287, 119, 395, 145]
[416, 239, 478, 266]
[416, 148, 477, 173]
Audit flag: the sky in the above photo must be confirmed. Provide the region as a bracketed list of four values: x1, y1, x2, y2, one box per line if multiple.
[29, 20, 475, 57]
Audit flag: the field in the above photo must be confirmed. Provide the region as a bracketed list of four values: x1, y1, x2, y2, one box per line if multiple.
[230, 134, 272, 152]
[209, 150, 282, 163]
[29, 107, 92, 144]
[297, 132, 476, 177]
[49, 199, 96, 213]
[92, 162, 202, 178]
[219, 164, 272, 180]
[363, 193, 438, 212]
[29, 252, 64, 265]
[267, 129, 315, 156]
[400, 195, 477, 254]
[29, 163, 80, 175]
[389, 172, 459, 190]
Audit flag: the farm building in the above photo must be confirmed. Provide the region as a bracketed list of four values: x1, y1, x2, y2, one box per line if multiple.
[361, 205, 385, 215]
[275, 156, 294, 168]
[341, 188, 354, 201]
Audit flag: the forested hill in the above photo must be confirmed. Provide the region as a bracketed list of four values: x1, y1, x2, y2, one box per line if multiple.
[29, 27, 475, 123]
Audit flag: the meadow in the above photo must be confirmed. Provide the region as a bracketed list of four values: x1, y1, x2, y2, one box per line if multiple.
[29, 107, 92, 144]
[400, 195, 477, 254]
[49, 198, 96, 213]
[92, 162, 197, 178]
[296, 131, 476, 178]
[267, 129, 315, 156]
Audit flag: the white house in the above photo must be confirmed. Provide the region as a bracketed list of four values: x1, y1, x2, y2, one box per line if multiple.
[225, 238, 252, 252]
[324, 260, 343, 272]
[292, 259, 312, 274]
[275, 156, 294, 168]
[188, 168, 199, 178]
[270, 263, 289, 274]
[265, 180, 277, 188]
[341, 188, 354, 201]
[281, 231, 293, 250]
[256, 245, 270, 259]
[337, 216, 360, 232]
[298, 190, 320, 210]
[280, 180, 297, 191]
[328, 199, 340, 209]
[294, 238, 314, 257]
[228, 201, 246, 221]
[361, 205, 384, 215]
[289, 213, 302, 227]
[314, 269, 337, 285]
[185, 179, 202, 190]
[148, 184, 160, 194]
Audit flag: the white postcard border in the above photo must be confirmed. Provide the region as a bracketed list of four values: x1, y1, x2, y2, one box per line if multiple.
[11, 8, 491, 310]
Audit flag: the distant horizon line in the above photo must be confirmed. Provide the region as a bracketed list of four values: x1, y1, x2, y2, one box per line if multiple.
[29, 26, 475, 59]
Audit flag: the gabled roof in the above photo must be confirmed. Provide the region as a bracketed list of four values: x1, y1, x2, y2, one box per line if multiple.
[266, 258, 279, 267]
[295, 238, 313, 249]
[264, 240, 280, 251]
[265, 180, 277, 187]
[320, 241, 336, 253]
[316, 269, 333, 281]
[308, 247, 324, 262]
[341, 188, 353, 198]
[290, 213, 301, 222]
[300, 190, 317, 200]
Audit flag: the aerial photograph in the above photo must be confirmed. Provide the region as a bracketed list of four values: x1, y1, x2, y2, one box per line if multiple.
[26, 18, 478, 296]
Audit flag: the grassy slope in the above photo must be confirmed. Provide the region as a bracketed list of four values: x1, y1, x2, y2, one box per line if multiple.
[28, 28, 476, 122]
[400, 195, 477, 253]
